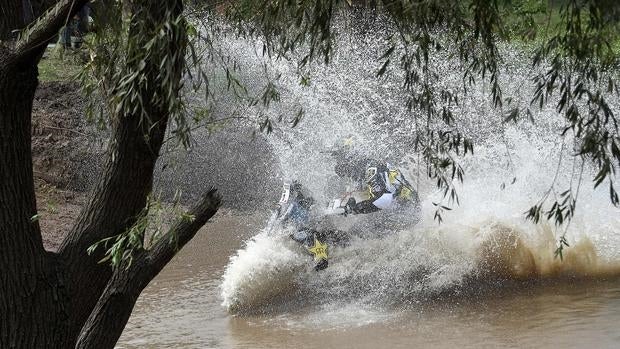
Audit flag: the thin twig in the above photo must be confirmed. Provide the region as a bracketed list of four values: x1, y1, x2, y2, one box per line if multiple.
[40, 124, 88, 136]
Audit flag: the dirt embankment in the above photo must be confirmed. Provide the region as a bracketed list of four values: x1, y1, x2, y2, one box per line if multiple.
[32, 81, 104, 250]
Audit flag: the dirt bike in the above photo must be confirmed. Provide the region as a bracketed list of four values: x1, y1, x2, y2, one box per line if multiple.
[270, 180, 418, 271]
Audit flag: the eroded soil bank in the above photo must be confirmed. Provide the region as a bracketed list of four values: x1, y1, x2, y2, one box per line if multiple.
[32, 81, 101, 250]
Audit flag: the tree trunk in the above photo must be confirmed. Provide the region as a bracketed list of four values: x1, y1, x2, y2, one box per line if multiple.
[0, 49, 72, 348]
[57, 92, 170, 340]
[1, 1, 97, 347]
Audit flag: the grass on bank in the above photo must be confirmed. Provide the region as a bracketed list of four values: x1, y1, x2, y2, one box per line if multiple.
[38, 47, 84, 82]
[500, 0, 620, 52]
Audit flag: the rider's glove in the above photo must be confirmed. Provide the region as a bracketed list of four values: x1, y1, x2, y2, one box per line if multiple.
[344, 197, 357, 216]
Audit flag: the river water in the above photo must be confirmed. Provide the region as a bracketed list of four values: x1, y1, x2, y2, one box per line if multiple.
[116, 208, 620, 349]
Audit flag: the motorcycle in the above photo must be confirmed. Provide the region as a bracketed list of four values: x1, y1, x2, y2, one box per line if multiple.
[270, 179, 419, 271]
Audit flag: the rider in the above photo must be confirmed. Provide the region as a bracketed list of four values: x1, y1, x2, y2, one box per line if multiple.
[344, 161, 417, 214]
[330, 141, 418, 215]
[280, 181, 330, 271]
[280, 181, 314, 229]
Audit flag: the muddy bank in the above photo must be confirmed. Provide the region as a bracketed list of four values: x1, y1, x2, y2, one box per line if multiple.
[32, 81, 105, 191]
[36, 185, 87, 251]
[31, 81, 101, 250]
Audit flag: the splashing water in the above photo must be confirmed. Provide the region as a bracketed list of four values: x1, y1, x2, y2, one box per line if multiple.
[216, 21, 620, 321]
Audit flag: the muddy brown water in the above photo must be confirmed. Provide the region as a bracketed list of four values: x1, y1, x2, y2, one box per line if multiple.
[116, 212, 620, 349]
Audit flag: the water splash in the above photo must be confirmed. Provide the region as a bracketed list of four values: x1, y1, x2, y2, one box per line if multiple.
[220, 228, 306, 312]
[215, 21, 620, 317]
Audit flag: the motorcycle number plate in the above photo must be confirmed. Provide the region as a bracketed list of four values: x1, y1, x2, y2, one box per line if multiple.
[279, 184, 290, 204]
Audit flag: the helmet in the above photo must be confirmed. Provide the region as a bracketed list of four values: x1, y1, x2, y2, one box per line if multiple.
[290, 180, 303, 194]
[365, 166, 378, 182]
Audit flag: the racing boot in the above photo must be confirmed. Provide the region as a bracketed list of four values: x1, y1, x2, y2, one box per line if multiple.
[307, 231, 329, 271]
[314, 258, 328, 271]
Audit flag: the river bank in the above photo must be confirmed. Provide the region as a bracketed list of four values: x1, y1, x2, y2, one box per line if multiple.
[32, 78, 100, 250]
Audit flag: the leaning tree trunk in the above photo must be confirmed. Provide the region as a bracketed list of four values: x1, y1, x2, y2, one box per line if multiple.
[75, 190, 219, 348]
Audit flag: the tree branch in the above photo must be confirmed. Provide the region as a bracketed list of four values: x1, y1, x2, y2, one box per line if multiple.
[74, 189, 220, 349]
[8, 0, 89, 64]
[146, 188, 221, 273]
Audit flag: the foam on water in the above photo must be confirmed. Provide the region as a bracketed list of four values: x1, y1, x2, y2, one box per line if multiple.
[220, 228, 306, 312]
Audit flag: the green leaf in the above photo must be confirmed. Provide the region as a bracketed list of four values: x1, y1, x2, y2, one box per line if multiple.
[186, 23, 197, 37]
[504, 108, 519, 123]
[377, 59, 390, 77]
[378, 45, 396, 60]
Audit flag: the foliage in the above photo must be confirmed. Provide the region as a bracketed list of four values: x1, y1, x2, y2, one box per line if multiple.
[181, 7, 310, 139]
[500, 0, 550, 40]
[227, 0, 336, 66]
[518, 1, 620, 257]
[79, 1, 192, 145]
